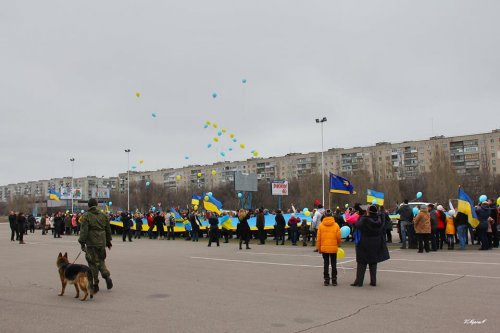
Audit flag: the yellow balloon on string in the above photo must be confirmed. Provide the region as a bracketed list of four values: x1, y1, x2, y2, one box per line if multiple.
[222, 129, 226, 133]
[230, 133, 235, 138]
[212, 123, 218, 128]
[176, 175, 181, 180]
[213, 137, 219, 142]
[139, 160, 144, 164]
[211, 170, 217, 175]
[337, 248, 345, 260]
[240, 144, 245, 149]
[253, 151, 259, 157]
[197, 173, 202, 177]
[135, 92, 140, 98]
[206, 121, 211, 125]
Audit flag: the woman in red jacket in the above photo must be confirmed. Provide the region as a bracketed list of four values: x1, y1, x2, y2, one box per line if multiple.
[316, 210, 341, 286]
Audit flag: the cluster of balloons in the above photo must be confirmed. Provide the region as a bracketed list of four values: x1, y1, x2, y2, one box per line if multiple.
[302, 208, 311, 217]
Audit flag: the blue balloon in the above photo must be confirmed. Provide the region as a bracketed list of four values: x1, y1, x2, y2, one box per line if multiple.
[108, 201, 113, 206]
[479, 195, 487, 203]
[340, 226, 350, 239]
[303, 208, 309, 213]
[250, 149, 255, 153]
[207, 143, 212, 148]
[220, 152, 225, 157]
[204, 124, 209, 129]
[237, 193, 242, 198]
[228, 147, 233, 151]
[151, 113, 157, 118]
[372, 199, 377, 205]
[217, 131, 222, 136]
[416, 192, 423, 199]
[184, 155, 189, 160]
[232, 138, 237, 142]
[242, 79, 247, 84]
[208, 192, 213, 197]
[131, 165, 137, 169]
[212, 92, 217, 98]
[412, 207, 419, 216]
[146, 181, 151, 187]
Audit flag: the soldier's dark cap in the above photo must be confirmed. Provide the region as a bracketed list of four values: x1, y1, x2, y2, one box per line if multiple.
[88, 198, 98, 207]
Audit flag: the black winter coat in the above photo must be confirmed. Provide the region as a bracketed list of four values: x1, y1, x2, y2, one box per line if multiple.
[237, 215, 251, 238]
[9, 214, 17, 228]
[256, 213, 265, 230]
[121, 214, 132, 230]
[355, 214, 390, 265]
[397, 205, 413, 222]
[275, 214, 286, 232]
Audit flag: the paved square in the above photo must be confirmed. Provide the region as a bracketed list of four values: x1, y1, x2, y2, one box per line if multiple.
[1, 224, 498, 333]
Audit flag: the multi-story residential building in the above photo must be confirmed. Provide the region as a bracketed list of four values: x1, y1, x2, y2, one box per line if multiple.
[2, 129, 499, 203]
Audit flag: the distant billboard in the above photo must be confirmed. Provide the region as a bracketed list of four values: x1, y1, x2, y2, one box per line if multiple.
[234, 172, 258, 192]
[91, 188, 110, 199]
[60, 187, 83, 200]
[271, 181, 288, 196]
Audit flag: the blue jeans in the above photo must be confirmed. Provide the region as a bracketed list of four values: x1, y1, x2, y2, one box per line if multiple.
[400, 221, 410, 246]
[457, 225, 467, 249]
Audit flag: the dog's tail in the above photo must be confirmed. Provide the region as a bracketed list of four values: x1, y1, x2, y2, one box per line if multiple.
[86, 269, 94, 299]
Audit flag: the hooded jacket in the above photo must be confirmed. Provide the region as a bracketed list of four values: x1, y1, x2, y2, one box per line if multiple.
[79, 206, 112, 247]
[316, 216, 341, 254]
[354, 213, 390, 264]
[413, 209, 431, 234]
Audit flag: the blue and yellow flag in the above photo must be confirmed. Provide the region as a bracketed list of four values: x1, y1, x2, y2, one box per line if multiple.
[219, 215, 232, 230]
[457, 187, 479, 228]
[329, 173, 356, 194]
[191, 194, 201, 206]
[48, 189, 61, 201]
[367, 189, 385, 205]
[203, 195, 222, 214]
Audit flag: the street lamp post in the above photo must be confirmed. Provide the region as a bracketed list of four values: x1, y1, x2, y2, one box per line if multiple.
[125, 149, 131, 212]
[70, 158, 75, 213]
[315, 117, 327, 206]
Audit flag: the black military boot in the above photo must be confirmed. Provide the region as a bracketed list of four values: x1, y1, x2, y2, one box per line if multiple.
[105, 277, 113, 290]
[93, 284, 99, 294]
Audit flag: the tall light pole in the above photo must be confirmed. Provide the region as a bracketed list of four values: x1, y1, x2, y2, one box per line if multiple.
[124, 149, 131, 212]
[70, 158, 75, 213]
[315, 117, 327, 206]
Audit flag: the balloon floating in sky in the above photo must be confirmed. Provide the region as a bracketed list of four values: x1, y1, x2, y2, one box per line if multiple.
[176, 175, 181, 180]
[151, 113, 157, 118]
[131, 165, 137, 170]
[139, 160, 144, 164]
[228, 147, 233, 151]
[184, 155, 190, 160]
[240, 144, 245, 149]
[212, 123, 218, 129]
[207, 143, 212, 148]
[237, 193, 243, 198]
[230, 133, 235, 139]
[211, 170, 217, 175]
[213, 137, 219, 142]
[222, 129, 227, 133]
[212, 92, 217, 98]
[232, 138, 237, 143]
[108, 201, 113, 206]
[135, 92, 140, 98]
[250, 150, 255, 154]
[220, 152, 226, 157]
[479, 194, 487, 203]
[253, 151, 259, 157]
[197, 172, 202, 177]
[416, 192, 423, 199]
[204, 124, 209, 129]
[206, 121, 211, 125]
[146, 181, 151, 187]
[242, 79, 247, 84]
[217, 131, 222, 136]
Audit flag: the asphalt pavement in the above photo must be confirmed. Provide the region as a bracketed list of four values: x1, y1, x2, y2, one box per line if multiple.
[0, 224, 498, 333]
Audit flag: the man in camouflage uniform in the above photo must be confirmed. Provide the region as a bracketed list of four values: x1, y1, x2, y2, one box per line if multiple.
[78, 198, 113, 292]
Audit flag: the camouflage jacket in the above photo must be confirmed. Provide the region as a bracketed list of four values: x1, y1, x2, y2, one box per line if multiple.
[78, 207, 112, 247]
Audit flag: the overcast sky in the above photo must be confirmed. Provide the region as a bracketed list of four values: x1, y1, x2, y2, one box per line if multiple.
[1, 0, 500, 185]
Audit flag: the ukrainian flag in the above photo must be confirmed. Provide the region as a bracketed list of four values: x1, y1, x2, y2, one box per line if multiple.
[48, 189, 61, 201]
[329, 173, 356, 194]
[220, 215, 232, 230]
[457, 187, 479, 228]
[367, 189, 385, 205]
[203, 195, 222, 214]
[191, 194, 201, 206]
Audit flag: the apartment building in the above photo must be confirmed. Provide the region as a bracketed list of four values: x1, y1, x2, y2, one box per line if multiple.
[2, 129, 499, 202]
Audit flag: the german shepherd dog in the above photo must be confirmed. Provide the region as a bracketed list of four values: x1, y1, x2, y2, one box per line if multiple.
[56, 252, 94, 301]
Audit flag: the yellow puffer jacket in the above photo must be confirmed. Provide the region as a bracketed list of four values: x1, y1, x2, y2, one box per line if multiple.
[445, 216, 455, 235]
[316, 216, 341, 254]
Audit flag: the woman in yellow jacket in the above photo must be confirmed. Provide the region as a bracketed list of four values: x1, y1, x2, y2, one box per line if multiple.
[316, 210, 341, 286]
[446, 210, 456, 250]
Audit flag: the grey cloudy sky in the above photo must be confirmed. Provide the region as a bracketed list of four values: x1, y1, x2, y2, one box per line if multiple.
[1, 0, 500, 185]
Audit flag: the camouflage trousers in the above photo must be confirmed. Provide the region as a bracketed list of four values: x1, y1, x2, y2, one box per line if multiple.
[85, 246, 110, 285]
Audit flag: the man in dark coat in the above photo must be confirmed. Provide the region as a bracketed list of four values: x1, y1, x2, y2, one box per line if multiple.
[121, 212, 133, 242]
[274, 210, 286, 245]
[396, 200, 413, 249]
[256, 208, 266, 245]
[476, 202, 492, 250]
[17, 212, 26, 244]
[53, 212, 63, 238]
[207, 213, 220, 247]
[153, 212, 165, 240]
[189, 212, 200, 242]
[9, 211, 18, 241]
[28, 214, 36, 233]
[351, 205, 390, 287]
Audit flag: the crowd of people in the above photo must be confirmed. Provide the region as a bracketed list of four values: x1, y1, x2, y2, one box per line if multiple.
[7, 196, 499, 287]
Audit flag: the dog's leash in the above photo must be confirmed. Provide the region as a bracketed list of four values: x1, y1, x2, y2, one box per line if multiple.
[71, 251, 82, 265]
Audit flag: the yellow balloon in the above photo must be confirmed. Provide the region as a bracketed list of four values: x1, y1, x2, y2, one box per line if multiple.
[139, 160, 144, 164]
[230, 133, 235, 138]
[337, 248, 345, 260]
[206, 121, 211, 125]
[213, 123, 218, 128]
[175, 175, 181, 180]
[211, 170, 217, 175]
[240, 144, 245, 149]
[253, 151, 259, 157]
[497, 197, 500, 206]
[222, 129, 226, 133]
[197, 173, 202, 177]
[135, 92, 140, 98]
[213, 137, 219, 142]
[204, 196, 209, 201]
[304, 211, 311, 217]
